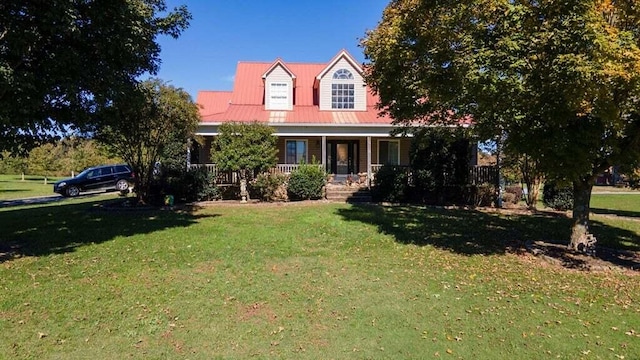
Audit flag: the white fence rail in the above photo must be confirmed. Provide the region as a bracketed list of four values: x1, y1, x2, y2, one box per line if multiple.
[189, 163, 323, 184]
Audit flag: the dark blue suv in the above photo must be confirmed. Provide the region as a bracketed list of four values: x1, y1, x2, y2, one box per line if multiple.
[53, 164, 134, 197]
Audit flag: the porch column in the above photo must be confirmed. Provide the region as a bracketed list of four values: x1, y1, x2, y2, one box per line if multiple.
[321, 136, 327, 171]
[186, 138, 191, 170]
[367, 136, 372, 187]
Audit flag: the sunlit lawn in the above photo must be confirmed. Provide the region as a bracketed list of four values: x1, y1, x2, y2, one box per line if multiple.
[1, 197, 638, 359]
[591, 193, 640, 216]
[0, 174, 62, 200]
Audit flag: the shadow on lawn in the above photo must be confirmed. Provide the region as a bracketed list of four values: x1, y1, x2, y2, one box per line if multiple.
[0, 198, 216, 263]
[591, 207, 640, 219]
[337, 204, 640, 270]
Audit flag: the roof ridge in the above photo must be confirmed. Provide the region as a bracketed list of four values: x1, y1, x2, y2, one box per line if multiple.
[238, 60, 328, 65]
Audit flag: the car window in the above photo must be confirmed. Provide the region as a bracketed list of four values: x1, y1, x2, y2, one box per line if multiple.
[86, 169, 97, 178]
[101, 167, 113, 176]
[77, 168, 92, 178]
[115, 165, 129, 174]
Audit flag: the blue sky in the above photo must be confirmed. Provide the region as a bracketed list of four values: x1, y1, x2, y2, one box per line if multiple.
[154, 0, 390, 99]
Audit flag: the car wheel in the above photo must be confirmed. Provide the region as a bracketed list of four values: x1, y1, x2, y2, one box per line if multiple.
[66, 186, 80, 197]
[115, 179, 129, 191]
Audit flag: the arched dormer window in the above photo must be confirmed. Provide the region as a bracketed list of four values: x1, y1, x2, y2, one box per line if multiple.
[331, 69, 354, 109]
[333, 69, 354, 80]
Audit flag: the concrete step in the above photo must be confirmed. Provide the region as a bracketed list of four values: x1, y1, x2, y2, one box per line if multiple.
[326, 186, 372, 203]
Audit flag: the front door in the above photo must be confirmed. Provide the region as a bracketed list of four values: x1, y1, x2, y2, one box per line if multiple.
[327, 141, 358, 175]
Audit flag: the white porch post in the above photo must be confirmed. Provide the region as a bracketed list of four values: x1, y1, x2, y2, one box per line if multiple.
[321, 136, 327, 171]
[186, 138, 192, 170]
[367, 136, 372, 187]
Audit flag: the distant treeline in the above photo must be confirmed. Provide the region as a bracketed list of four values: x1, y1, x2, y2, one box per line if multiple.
[0, 138, 121, 178]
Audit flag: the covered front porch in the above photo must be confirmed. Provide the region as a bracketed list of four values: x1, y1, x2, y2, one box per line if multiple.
[191, 135, 412, 185]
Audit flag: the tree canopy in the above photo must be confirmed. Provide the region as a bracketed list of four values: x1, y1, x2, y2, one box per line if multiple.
[211, 122, 278, 177]
[96, 79, 200, 203]
[362, 0, 640, 250]
[0, 0, 191, 154]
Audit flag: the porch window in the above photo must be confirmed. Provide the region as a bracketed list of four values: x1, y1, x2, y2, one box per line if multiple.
[286, 140, 307, 164]
[378, 140, 400, 165]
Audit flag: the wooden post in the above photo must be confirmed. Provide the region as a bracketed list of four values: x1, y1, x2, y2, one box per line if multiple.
[367, 136, 372, 187]
[321, 136, 327, 172]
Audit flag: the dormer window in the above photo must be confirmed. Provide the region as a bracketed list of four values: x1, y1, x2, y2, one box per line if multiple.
[331, 69, 355, 109]
[269, 82, 289, 109]
[263, 59, 295, 110]
[333, 69, 353, 80]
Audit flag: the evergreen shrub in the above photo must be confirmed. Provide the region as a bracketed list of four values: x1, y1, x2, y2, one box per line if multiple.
[543, 182, 573, 211]
[287, 162, 326, 200]
[371, 165, 408, 202]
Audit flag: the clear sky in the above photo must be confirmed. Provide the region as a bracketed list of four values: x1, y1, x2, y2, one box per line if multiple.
[153, 0, 390, 99]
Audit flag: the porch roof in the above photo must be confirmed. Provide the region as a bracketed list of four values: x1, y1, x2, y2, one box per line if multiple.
[199, 104, 393, 125]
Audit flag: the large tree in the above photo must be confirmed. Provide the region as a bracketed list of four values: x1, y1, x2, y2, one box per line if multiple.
[362, 0, 640, 251]
[96, 79, 200, 203]
[0, 0, 191, 154]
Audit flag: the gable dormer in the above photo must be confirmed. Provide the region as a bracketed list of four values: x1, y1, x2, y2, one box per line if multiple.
[316, 50, 366, 111]
[262, 59, 295, 111]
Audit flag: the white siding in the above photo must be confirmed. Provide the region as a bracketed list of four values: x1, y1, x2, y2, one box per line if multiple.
[318, 57, 366, 111]
[264, 66, 294, 110]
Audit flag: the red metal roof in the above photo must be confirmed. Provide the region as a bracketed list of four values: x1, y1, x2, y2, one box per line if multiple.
[196, 91, 232, 119]
[196, 52, 471, 127]
[197, 52, 394, 126]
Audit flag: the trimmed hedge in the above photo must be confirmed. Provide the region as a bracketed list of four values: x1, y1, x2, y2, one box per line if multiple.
[153, 166, 221, 204]
[287, 163, 326, 200]
[371, 165, 409, 202]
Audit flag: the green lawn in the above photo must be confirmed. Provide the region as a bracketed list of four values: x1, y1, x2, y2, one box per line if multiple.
[1, 198, 638, 359]
[0, 174, 63, 200]
[591, 193, 640, 216]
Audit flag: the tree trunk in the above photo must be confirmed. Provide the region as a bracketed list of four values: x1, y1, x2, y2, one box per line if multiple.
[569, 178, 595, 254]
[525, 179, 542, 210]
[520, 155, 543, 210]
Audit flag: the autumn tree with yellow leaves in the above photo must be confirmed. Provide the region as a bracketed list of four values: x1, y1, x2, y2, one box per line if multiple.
[363, 0, 640, 251]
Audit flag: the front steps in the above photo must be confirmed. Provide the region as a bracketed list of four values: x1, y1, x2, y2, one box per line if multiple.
[325, 184, 372, 203]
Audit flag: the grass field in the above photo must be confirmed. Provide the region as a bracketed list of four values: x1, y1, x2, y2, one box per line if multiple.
[0, 174, 62, 200]
[1, 196, 638, 359]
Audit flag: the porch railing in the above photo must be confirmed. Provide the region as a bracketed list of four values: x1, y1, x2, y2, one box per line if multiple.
[189, 163, 497, 186]
[468, 165, 498, 185]
[189, 163, 323, 185]
[189, 163, 239, 185]
[269, 163, 322, 174]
